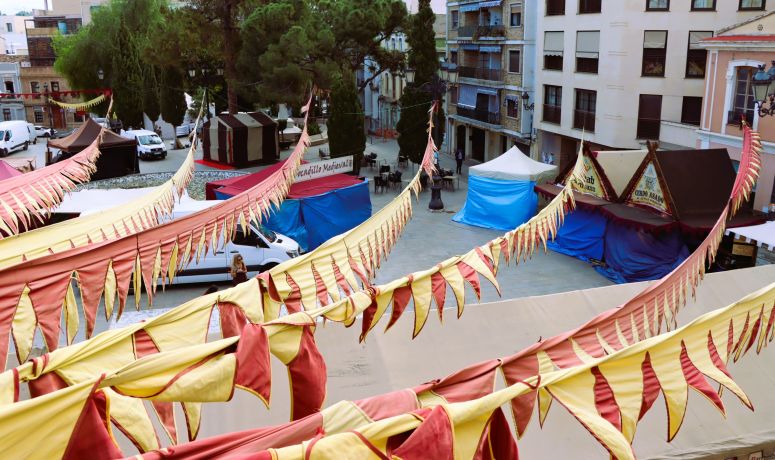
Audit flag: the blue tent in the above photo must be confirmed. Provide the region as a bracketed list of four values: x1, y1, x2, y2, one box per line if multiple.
[453, 146, 557, 230]
[214, 175, 371, 252]
[546, 208, 607, 262]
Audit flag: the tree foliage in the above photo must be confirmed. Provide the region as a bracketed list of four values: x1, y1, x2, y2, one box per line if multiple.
[160, 67, 187, 127]
[327, 70, 365, 171]
[397, 0, 445, 164]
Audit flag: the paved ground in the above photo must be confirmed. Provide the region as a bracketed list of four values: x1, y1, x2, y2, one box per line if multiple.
[9, 133, 612, 344]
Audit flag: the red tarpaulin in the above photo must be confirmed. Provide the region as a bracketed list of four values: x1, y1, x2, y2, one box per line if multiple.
[206, 159, 362, 200]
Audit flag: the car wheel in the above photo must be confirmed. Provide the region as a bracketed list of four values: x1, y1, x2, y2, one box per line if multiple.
[23, 142, 28, 151]
[33, 138, 37, 145]
[260, 262, 279, 272]
[0, 149, 6, 157]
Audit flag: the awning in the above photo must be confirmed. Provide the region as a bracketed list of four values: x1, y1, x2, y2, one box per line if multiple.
[459, 3, 480, 12]
[544, 31, 564, 56]
[461, 44, 479, 50]
[476, 87, 498, 96]
[479, 45, 501, 53]
[458, 85, 477, 108]
[725, 221, 775, 251]
[479, 0, 502, 7]
[575, 31, 599, 58]
[504, 94, 519, 102]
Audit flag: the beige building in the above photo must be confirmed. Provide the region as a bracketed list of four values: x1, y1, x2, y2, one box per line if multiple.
[0, 15, 30, 55]
[698, 10, 775, 214]
[446, 0, 536, 162]
[533, 0, 768, 171]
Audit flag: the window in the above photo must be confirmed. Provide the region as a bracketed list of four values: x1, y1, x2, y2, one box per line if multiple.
[636, 94, 662, 139]
[451, 10, 459, 28]
[574, 89, 596, 131]
[509, 50, 521, 73]
[2, 109, 10, 121]
[646, 0, 669, 10]
[576, 31, 600, 74]
[546, 0, 565, 15]
[50, 81, 60, 93]
[450, 50, 458, 65]
[506, 96, 519, 118]
[691, 0, 715, 10]
[30, 81, 40, 94]
[543, 85, 562, 124]
[578, 0, 601, 13]
[730, 67, 756, 125]
[686, 31, 712, 78]
[642, 31, 667, 77]
[739, 0, 766, 10]
[5, 23, 11, 33]
[681, 96, 702, 126]
[233, 229, 260, 247]
[4, 81, 13, 93]
[544, 31, 564, 70]
[34, 107, 44, 123]
[510, 4, 522, 27]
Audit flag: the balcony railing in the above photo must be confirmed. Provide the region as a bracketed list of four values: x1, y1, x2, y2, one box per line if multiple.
[456, 24, 505, 39]
[543, 104, 561, 124]
[456, 106, 501, 125]
[573, 110, 596, 131]
[458, 66, 503, 81]
[25, 27, 58, 37]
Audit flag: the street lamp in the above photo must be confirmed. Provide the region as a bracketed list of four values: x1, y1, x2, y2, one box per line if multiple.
[752, 61, 775, 118]
[188, 65, 225, 121]
[521, 91, 535, 112]
[97, 68, 104, 81]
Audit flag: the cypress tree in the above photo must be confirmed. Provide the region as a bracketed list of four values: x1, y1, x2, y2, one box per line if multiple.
[328, 70, 365, 173]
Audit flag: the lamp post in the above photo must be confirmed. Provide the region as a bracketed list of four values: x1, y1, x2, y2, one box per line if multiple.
[752, 61, 775, 118]
[189, 66, 225, 123]
[43, 83, 54, 135]
[404, 64, 458, 211]
[521, 91, 535, 112]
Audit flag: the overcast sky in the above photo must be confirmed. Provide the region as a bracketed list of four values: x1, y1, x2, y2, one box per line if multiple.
[2, 0, 445, 16]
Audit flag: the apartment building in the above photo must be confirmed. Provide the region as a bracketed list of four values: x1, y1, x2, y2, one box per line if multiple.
[0, 55, 25, 121]
[20, 13, 84, 128]
[698, 10, 775, 213]
[0, 15, 30, 55]
[533, 0, 768, 171]
[446, 0, 537, 162]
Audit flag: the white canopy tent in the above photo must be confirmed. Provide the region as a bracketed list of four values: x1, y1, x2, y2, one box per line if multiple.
[725, 220, 775, 251]
[469, 146, 558, 182]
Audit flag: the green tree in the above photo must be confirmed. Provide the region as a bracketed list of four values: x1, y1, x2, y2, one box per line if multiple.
[160, 67, 187, 127]
[397, 0, 445, 164]
[143, 66, 161, 123]
[111, 17, 144, 127]
[327, 70, 365, 173]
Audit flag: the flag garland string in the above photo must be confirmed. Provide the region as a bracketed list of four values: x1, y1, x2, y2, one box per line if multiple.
[48, 93, 107, 111]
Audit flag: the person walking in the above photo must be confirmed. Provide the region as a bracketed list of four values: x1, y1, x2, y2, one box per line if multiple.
[455, 148, 464, 175]
[230, 254, 248, 286]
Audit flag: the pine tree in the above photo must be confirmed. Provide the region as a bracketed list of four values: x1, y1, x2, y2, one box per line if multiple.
[327, 70, 365, 173]
[396, 0, 445, 164]
[111, 17, 144, 127]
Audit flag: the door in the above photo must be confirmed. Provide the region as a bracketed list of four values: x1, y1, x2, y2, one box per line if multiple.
[52, 108, 65, 129]
[231, 228, 266, 278]
[636, 94, 662, 140]
[171, 237, 230, 285]
[471, 127, 485, 162]
[456, 125, 466, 157]
[559, 137, 578, 172]
[475, 93, 489, 112]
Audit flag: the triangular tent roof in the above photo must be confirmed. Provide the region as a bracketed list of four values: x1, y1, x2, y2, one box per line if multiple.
[0, 160, 23, 181]
[48, 118, 136, 153]
[469, 146, 557, 182]
[593, 149, 648, 197]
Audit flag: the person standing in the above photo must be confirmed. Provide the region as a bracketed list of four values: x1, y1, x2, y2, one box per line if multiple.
[455, 148, 464, 175]
[230, 254, 248, 286]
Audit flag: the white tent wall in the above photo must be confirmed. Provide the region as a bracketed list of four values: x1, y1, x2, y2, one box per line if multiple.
[470, 145, 558, 183]
[115, 265, 775, 459]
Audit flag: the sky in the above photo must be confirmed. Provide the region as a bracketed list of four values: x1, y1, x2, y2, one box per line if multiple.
[2, 0, 446, 16]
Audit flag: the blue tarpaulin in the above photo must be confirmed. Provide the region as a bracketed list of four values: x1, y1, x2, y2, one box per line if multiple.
[216, 180, 371, 252]
[452, 175, 537, 231]
[547, 209, 607, 262]
[594, 221, 689, 284]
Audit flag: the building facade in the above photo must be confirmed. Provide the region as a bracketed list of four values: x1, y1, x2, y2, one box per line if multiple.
[0, 15, 30, 55]
[698, 10, 775, 214]
[533, 0, 768, 171]
[0, 55, 25, 121]
[446, 0, 536, 163]
[21, 13, 84, 129]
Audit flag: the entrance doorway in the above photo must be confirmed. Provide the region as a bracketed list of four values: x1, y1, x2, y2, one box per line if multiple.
[471, 127, 485, 162]
[52, 108, 65, 129]
[559, 137, 578, 172]
[456, 125, 466, 157]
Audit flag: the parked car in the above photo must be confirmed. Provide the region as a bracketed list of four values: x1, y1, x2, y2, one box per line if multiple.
[50, 128, 75, 139]
[0, 121, 32, 156]
[175, 124, 192, 137]
[122, 129, 167, 160]
[34, 125, 52, 137]
[167, 202, 300, 284]
[24, 123, 37, 144]
[278, 118, 303, 150]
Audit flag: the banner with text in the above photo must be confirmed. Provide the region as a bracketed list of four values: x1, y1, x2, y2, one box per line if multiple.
[296, 156, 354, 182]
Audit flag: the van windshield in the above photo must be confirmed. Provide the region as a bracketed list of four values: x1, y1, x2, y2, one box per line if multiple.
[257, 226, 277, 243]
[137, 135, 162, 145]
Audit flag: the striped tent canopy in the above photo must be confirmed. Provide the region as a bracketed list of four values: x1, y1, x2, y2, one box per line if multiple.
[203, 112, 279, 168]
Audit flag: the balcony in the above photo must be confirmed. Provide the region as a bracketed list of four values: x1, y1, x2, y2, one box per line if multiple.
[543, 104, 561, 124]
[25, 27, 58, 37]
[573, 110, 595, 132]
[458, 66, 502, 82]
[456, 24, 505, 40]
[456, 105, 501, 125]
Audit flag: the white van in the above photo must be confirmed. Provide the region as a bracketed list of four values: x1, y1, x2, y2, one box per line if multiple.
[122, 129, 167, 160]
[0, 121, 32, 156]
[168, 201, 300, 284]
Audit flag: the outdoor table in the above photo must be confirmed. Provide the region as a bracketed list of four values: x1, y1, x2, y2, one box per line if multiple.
[442, 175, 457, 191]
